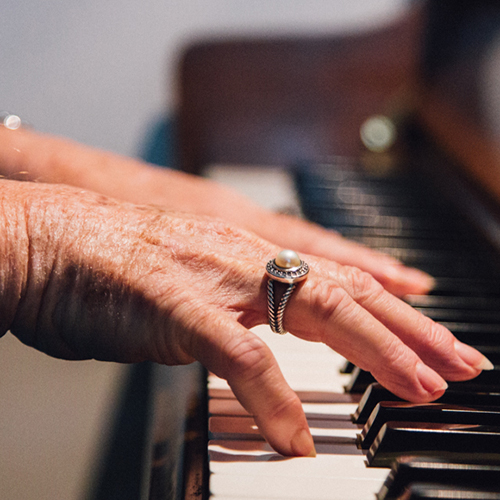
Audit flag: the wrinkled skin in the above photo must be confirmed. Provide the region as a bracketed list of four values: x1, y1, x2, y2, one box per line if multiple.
[0, 179, 488, 457]
[0, 127, 434, 298]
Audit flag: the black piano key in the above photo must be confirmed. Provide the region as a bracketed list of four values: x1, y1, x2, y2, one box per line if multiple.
[306, 206, 466, 231]
[374, 247, 499, 273]
[366, 422, 500, 468]
[413, 265, 494, 280]
[301, 196, 463, 227]
[353, 383, 500, 425]
[359, 402, 500, 449]
[300, 207, 479, 249]
[305, 213, 465, 238]
[440, 323, 500, 346]
[474, 346, 500, 365]
[350, 235, 484, 252]
[377, 456, 500, 500]
[302, 201, 448, 220]
[449, 368, 500, 387]
[344, 366, 375, 393]
[430, 278, 500, 296]
[405, 295, 500, 310]
[297, 179, 459, 214]
[302, 182, 440, 207]
[337, 226, 472, 240]
[339, 359, 355, 374]
[295, 175, 435, 206]
[446, 383, 500, 395]
[397, 483, 500, 500]
[415, 308, 500, 324]
[392, 257, 498, 279]
[346, 364, 500, 398]
[353, 384, 404, 423]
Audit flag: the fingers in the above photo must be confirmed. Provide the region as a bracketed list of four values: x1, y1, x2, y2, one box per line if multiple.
[287, 262, 491, 402]
[291, 281, 446, 401]
[0, 127, 435, 300]
[179, 306, 315, 457]
[334, 265, 492, 380]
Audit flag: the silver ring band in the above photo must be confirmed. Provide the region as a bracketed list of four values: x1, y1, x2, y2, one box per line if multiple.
[266, 250, 309, 335]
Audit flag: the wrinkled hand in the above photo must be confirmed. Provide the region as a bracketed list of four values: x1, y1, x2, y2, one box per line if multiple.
[1, 180, 490, 457]
[0, 127, 433, 297]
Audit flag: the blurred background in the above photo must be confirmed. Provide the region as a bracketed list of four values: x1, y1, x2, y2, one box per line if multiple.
[0, 1, 409, 499]
[2, 0, 408, 160]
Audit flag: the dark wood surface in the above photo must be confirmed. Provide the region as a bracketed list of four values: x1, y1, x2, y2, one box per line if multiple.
[177, 5, 424, 175]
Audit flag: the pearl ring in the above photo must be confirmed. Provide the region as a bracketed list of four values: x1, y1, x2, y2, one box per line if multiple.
[266, 249, 309, 334]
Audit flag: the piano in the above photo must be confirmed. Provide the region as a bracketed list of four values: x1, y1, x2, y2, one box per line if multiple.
[90, 1, 500, 498]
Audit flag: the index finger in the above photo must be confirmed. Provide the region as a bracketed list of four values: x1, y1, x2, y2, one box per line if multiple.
[178, 304, 316, 457]
[286, 263, 491, 401]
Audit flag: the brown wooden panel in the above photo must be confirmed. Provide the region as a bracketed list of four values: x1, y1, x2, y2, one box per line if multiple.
[177, 6, 425, 174]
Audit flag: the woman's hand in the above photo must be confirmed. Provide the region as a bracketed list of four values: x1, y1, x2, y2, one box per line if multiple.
[1, 179, 490, 457]
[0, 126, 433, 297]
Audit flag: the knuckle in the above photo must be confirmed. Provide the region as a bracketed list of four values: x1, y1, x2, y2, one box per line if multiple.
[264, 391, 303, 423]
[341, 265, 384, 301]
[414, 312, 455, 355]
[222, 331, 273, 382]
[381, 337, 410, 366]
[370, 338, 413, 380]
[308, 280, 352, 326]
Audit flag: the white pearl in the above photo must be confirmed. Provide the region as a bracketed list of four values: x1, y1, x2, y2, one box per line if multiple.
[275, 249, 301, 269]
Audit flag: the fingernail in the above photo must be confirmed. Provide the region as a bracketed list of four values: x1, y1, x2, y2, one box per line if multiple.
[290, 428, 316, 457]
[454, 341, 494, 371]
[385, 264, 436, 292]
[401, 268, 436, 291]
[416, 362, 448, 395]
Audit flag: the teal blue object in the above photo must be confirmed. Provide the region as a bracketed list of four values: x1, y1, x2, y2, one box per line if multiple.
[138, 115, 177, 169]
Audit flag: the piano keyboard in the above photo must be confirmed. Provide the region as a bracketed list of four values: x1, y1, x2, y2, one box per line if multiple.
[205, 159, 500, 499]
[208, 326, 388, 499]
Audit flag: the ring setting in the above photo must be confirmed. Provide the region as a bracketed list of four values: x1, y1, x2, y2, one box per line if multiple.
[266, 250, 309, 335]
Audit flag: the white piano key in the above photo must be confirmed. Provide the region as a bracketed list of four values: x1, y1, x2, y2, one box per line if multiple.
[208, 370, 349, 393]
[208, 325, 350, 393]
[209, 415, 360, 441]
[206, 165, 300, 214]
[210, 388, 358, 402]
[206, 297, 379, 497]
[252, 325, 341, 358]
[209, 441, 387, 499]
[302, 402, 358, 417]
[209, 397, 358, 418]
[209, 440, 379, 475]
[207, 371, 384, 499]
[208, 376, 231, 391]
[210, 473, 385, 500]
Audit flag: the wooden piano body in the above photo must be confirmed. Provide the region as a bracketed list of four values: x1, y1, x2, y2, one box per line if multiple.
[92, 1, 500, 498]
